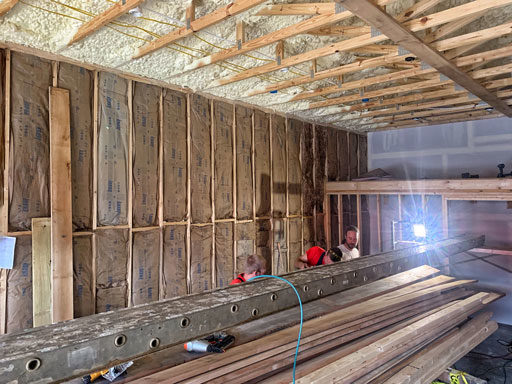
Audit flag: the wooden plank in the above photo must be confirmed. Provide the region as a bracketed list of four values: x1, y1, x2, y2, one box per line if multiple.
[255, 3, 336, 16]
[396, 0, 444, 21]
[133, 0, 267, 59]
[186, 94, 192, 293]
[377, 194, 382, 252]
[49, 87, 73, 322]
[308, 25, 370, 36]
[210, 100, 216, 287]
[68, 0, 146, 45]
[337, 0, 512, 117]
[212, 0, 512, 87]
[158, 89, 164, 299]
[424, 11, 486, 44]
[0, 0, 18, 17]
[32, 218, 52, 327]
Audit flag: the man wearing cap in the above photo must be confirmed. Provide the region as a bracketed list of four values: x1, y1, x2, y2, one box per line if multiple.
[295, 246, 344, 269]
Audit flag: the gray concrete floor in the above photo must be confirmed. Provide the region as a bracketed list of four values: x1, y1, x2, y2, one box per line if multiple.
[453, 323, 512, 384]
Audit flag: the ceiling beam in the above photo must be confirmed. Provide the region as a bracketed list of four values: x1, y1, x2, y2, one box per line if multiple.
[307, 25, 371, 37]
[68, 0, 146, 46]
[255, 3, 337, 16]
[0, 0, 18, 17]
[133, 0, 266, 60]
[336, 0, 512, 117]
[212, 0, 512, 88]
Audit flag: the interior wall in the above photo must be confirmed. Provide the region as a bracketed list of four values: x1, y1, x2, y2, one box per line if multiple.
[368, 120, 512, 325]
[0, 50, 366, 334]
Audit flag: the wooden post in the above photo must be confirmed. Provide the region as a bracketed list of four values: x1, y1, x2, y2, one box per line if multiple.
[338, 194, 343, 244]
[91, 71, 98, 313]
[377, 194, 382, 252]
[49, 87, 73, 322]
[285, 118, 289, 272]
[186, 94, 192, 293]
[232, 104, 237, 274]
[325, 194, 331, 249]
[269, 115, 274, 274]
[158, 89, 164, 299]
[357, 194, 362, 255]
[210, 100, 216, 288]
[127, 80, 133, 306]
[32, 218, 52, 326]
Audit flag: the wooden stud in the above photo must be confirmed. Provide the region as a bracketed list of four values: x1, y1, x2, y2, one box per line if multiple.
[186, 1, 196, 28]
[158, 89, 164, 300]
[68, 0, 146, 45]
[127, 80, 133, 306]
[31, 218, 52, 327]
[0, 0, 18, 17]
[308, 25, 371, 37]
[396, 0, 444, 21]
[210, 100, 216, 288]
[276, 41, 284, 65]
[338, 194, 343, 246]
[269, 115, 274, 274]
[133, 0, 267, 59]
[49, 87, 73, 322]
[236, 21, 245, 48]
[232, 104, 237, 275]
[356, 194, 362, 255]
[92, 71, 98, 231]
[51, 61, 58, 87]
[251, 108, 257, 255]
[377, 194, 382, 252]
[285, 118, 289, 271]
[256, 3, 337, 16]
[186, 94, 192, 293]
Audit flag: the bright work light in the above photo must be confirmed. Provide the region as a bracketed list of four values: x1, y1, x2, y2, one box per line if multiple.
[413, 224, 427, 238]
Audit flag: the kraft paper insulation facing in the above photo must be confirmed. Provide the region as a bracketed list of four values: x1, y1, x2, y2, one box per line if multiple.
[132, 230, 159, 305]
[287, 119, 302, 216]
[338, 130, 349, 181]
[327, 127, 338, 182]
[316, 213, 327, 249]
[349, 133, 359, 180]
[95, 229, 129, 313]
[330, 195, 340, 246]
[236, 222, 255, 274]
[236, 106, 253, 220]
[288, 218, 302, 272]
[73, 236, 94, 318]
[58, 62, 93, 231]
[254, 110, 271, 217]
[273, 218, 288, 274]
[9, 52, 51, 231]
[303, 217, 315, 251]
[342, 195, 358, 235]
[361, 195, 371, 256]
[162, 225, 187, 299]
[256, 219, 272, 274]
[0, 51, 3, 205]
[214, 100, 233, 220]
[163, 90, 187, 222]
[132, 83, 159, 227]
[6, 236, 32, 333]
[190, 94, 212, 224]
[302, 123, 314, 217]
[190, 225, 212, 294]
[359, 136, 368, 176]
[272, 115, 287, 217]
[314, 126, 327, 214]
[215, 222, 233, 288]
[97, 72, 129, 226]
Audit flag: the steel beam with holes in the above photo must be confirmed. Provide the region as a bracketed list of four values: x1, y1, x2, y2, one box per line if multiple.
[0, 234, 484, 383]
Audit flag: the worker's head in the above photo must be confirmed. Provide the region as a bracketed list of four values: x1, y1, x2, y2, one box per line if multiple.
[244, 254, 267, 279]
[344, 225, 360, 250]
[324, 247, 344, 264]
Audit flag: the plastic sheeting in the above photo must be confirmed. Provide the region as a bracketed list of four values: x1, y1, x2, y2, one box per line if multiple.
[190, 95, 211, 223]
[132, 83, 159, 227]
[287, 119, 302, 215]
[254, 110, 270, 217]
[97, 73, 129, 226]
[132, 230, 159, 305]
[214, 101, 233, 220]
[236, 106, 253, 220]
[190, 225, 212, 293]
[95, 229, 129, 313]
[58, 63, 93, 230]
[9, 52, 51, 231]
[215, 222, 233, 288]
[162, 225, 187, 299]
[163, 90, 187, 222]
[73, 236, 94, 318]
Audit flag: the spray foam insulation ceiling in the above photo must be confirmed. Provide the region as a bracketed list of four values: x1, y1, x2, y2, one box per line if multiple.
[0, 0, 511, 132]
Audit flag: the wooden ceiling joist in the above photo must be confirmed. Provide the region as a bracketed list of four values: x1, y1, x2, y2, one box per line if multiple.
[0, 0, 18, 17]
[337, 0, 512, 117]
[248, 21, 512, 97]
[424, 11, 486, 44]
[307, 25, 371, 37]
[212, 0, 512, 88]
[68, 0, 146, 46]
[255, 3, 337, 16]
[133, 0, 266, 60]
[395, 0, 445, 22]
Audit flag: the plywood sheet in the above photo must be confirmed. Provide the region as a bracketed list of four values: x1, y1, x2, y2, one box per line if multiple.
[97, 73, 129, 226]
[190, 95, 211, 223]
[163, 90, 187, 222]
[215, 222, 233, 288]
[162, 225, 187, 298]
[58, 63, 93, 230]
[214, 101, 233, 220]
[132, 82, 159, 227]
[9, 53, 51, 230]
[236, 106, 253, 220]
[287, 119, 302, 215]
[254, 110, 270, 217]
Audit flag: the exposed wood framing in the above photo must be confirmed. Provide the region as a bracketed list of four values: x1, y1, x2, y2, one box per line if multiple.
[338, 194, 342, 247]
[357, 194, 362, 254]
[31, 218, 52, 327]
[0, 0, 18, 17]
[255, 3, 337, 16]
[133, 0, 267, 60]
[68, 0, 146, 46]
[158, 90, 164, 299]
[49, 87, 73, 322]
[186, 94, 192, 293]
[376, 194, 382, 252]
[210, 100, 216, 288]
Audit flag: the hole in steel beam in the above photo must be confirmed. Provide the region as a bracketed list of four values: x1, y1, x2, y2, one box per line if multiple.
[330, 277, 336, 285]
[270, 293, 278, 301]
[114, 334, 127, 347]
[149, 338, 160, 349]
[26, 358, 41, 372]
[231, 304, 239, 313]
[180, 317, 190, 328]
[317, 289, 323, 296]
[303, 285, 309, 292]
[251, 308, 259, 317]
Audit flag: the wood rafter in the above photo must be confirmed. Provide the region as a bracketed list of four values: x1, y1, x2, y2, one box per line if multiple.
[337, 0, 512, 117]
[255, 3, 337, 16]
[0, 0, 18, 17]
[68, 0, 146, 46]
[307, 25, 370, 37]
[133, 0, 267, 60]
[214, 0, 512, 88]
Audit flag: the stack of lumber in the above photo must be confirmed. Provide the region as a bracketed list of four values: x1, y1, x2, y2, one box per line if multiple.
[131, 267, 501, 384]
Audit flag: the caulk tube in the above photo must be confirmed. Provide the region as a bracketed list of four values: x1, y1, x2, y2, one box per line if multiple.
[184, 339, 212, 353]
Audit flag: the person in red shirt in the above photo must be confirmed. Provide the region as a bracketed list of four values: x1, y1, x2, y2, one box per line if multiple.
[230, 254, 267, 285]
[294, 246, 343, 269]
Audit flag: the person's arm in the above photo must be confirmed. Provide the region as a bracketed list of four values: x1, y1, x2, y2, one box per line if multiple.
[295, 253, 310, 269]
